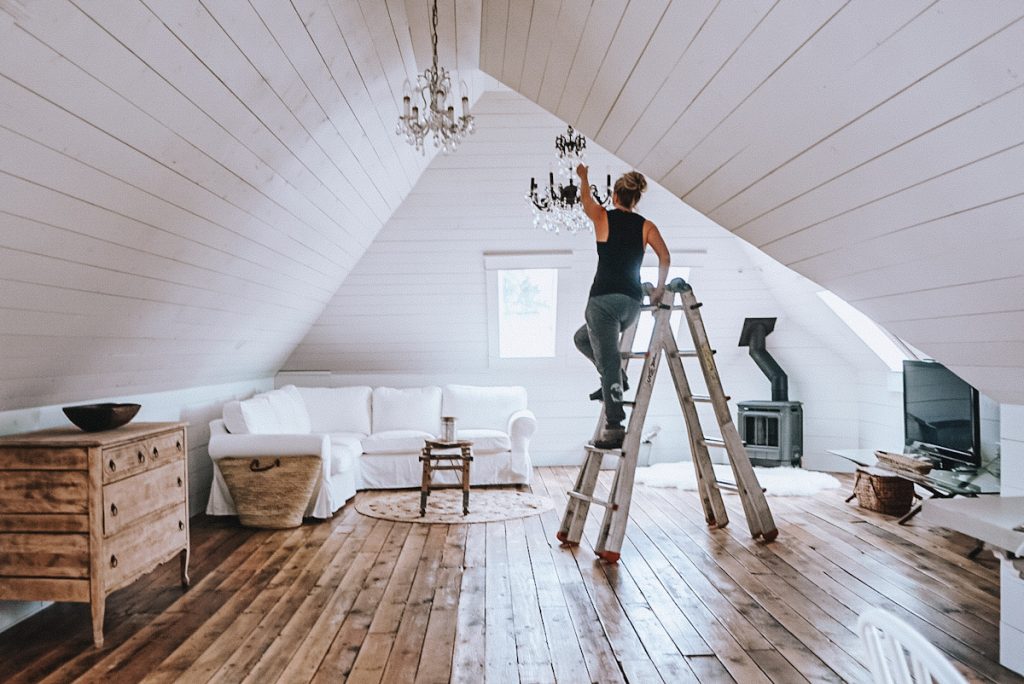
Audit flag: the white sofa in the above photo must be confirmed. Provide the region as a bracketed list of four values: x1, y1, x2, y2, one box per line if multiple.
[206, 384, 537, 519]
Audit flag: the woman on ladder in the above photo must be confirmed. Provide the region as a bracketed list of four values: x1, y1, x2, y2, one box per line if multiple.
[573, 165, 671, 449]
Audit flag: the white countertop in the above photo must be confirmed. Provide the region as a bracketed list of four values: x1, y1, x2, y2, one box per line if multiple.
[921, 497, 1024, 555]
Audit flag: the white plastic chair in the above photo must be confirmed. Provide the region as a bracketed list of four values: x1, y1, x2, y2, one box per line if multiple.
[857, 607, 967, 684]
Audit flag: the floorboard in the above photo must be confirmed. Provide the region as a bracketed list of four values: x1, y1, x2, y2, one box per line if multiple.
[0, 468, 1019, 683]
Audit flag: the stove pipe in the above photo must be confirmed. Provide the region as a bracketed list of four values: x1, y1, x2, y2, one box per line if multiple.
[739, 317, 788, 402]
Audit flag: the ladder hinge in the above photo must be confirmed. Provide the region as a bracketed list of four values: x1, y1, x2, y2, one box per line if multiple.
[690, 302, 703, 310]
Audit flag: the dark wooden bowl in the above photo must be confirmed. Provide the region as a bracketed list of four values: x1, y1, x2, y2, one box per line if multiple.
[62, 403, 141, 432]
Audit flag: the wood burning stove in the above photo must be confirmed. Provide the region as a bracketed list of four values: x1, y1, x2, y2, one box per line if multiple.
[737, 318, 803, 467]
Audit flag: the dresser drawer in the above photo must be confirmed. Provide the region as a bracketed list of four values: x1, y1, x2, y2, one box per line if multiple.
[0, 532, 89, 578]
[0, 471, 88, 514]
[102, 429, 185, 484]
[104, 502, 188, 592]
[103, 460, 186, 537]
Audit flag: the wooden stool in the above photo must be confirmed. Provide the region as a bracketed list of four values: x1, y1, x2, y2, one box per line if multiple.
[420, 440, 474, 516]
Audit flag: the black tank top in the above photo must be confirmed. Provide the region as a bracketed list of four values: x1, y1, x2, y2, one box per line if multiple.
[589, 209, 645, 301]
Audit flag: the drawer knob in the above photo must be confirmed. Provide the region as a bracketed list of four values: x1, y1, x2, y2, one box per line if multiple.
[110, 555, 118, 568]
[152, 446, 159, 458]
[110, 503, 118, 517]
[137, 451, 145, 464]
[108, 459, 116, 472]
[177, 477, 183, 487]
[176, 440, 182, 451]
[178, 520, 185, 531]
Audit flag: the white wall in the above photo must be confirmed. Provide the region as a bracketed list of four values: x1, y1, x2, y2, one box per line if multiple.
[0, 376, 272, 634]
[1002, 404, 1024, 497]
[283, 91, 886, 471]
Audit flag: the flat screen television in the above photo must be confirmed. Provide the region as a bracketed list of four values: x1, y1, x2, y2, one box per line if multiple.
[903, 360, 980, 469]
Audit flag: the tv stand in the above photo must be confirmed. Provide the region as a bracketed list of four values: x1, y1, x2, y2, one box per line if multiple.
[828, 448, 999, 525]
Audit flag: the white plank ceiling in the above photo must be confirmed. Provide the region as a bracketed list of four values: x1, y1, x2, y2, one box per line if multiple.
[480, 0, 1024, 404]
[3, 0, 1024, 409]
[0, 0, 482, 409]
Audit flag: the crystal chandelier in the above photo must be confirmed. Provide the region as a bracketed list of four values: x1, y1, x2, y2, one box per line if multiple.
[396, 0, 475, 154]
[526, 125, 610, 234]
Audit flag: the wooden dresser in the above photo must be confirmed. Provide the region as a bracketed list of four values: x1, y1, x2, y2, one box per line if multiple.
[0, 422, 190, 647]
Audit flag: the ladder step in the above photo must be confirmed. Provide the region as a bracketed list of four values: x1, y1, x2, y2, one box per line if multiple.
[585, 444, 626, 456]
[641, 304, 686, 311]
[567, 490, 618, 510]
[690, 394, 730, 403]
[621, 351, 647, 359]
[672, 349, 715, 357]
[701, 438, 727, 448]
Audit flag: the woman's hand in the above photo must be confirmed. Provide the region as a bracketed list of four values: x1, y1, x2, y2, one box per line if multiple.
[576, 163, 588, 179]
[649, 285, 665, 307]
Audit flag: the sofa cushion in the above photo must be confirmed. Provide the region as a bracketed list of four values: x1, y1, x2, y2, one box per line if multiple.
[362, 429, 434, 455]
[264, 389, 309, 434]
[372, 387, 442, 435]
[442, 385, 527, 431]
[456, 429, 512, 454]
[238, 395, 281, 435]
[296, 386, 372, 434]
[222, 400, 248, 435]
[279, 385, 312, 434]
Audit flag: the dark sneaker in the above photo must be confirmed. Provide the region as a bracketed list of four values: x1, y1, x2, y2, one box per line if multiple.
[588, 375, 630, 401]
[593, 426, 626, 450]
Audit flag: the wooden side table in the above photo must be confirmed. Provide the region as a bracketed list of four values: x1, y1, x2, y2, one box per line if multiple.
[419, 440, 474, 516]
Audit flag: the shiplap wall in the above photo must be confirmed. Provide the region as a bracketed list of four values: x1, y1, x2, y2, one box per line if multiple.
[0, 376, 271, 633]
[0, 0, 451, 410]
[480, 0, 1024, 406]
[284, 91, 892, 470]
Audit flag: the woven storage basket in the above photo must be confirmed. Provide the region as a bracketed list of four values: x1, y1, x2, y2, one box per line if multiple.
[853, 467, 914, 515]
[218, 455, 321, 529]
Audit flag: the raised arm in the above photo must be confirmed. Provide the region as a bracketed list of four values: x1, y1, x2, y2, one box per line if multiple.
[576, 164, 607, 239]
[643, 220, 671, 305]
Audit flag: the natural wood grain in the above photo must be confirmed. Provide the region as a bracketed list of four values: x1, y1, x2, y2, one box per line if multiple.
[0, 468, 1019, 683]
[0, 423, 189, 648]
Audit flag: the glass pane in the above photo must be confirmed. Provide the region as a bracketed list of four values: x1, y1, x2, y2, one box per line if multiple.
[632, 266, 691, 352]
[498, 269, 558, 358]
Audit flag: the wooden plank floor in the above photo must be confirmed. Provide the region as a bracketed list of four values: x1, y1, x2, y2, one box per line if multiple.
[0, 468, 1020, 683]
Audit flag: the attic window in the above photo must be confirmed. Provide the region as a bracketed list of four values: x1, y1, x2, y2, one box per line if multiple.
[497, 269, 558, 358]
[817, 290, 913, 372]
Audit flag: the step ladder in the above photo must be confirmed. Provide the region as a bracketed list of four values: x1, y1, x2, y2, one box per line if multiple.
[557, 278, 778, 563]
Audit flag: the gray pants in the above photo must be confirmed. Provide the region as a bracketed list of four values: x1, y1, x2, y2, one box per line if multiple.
[574, 294, 641, 426]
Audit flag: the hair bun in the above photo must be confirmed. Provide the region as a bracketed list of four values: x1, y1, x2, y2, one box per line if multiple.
[622, 171, 647, 194]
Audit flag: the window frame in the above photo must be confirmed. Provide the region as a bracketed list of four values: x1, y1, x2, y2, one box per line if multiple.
[484, 251, 574, 368]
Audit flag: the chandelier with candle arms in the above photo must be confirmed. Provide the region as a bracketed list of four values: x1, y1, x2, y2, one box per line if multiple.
[526, 126, 611, 234]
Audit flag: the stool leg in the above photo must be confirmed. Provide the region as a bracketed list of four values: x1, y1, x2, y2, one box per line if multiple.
[462, 447, 470, 515]
[420, 449, 430, 517]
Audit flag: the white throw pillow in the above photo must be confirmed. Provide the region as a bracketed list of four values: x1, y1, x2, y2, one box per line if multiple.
[372, 387, 442, 434]
[238, 395, 281, 434]
[222, 400, 248, 435]
[442, 385, 527, 431]
[296, 386, 372, 434]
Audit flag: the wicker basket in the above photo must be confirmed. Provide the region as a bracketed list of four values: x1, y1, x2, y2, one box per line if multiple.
[853, 467, 914, 515]
[218, 455, 321, 529]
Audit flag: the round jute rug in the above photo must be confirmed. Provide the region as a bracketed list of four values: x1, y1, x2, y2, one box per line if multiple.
[355, 488, 553, 524]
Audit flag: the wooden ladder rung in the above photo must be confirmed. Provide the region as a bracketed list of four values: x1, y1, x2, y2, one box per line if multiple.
[671, 349, 715, 357]
[621, 351, 647, 359]
[585, 444, 626, 456]
[567, 490, 618, 510]
[701, 438, 727, 448]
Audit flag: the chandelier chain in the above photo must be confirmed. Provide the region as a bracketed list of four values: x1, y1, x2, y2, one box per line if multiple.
[395, 0, 475, 154]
